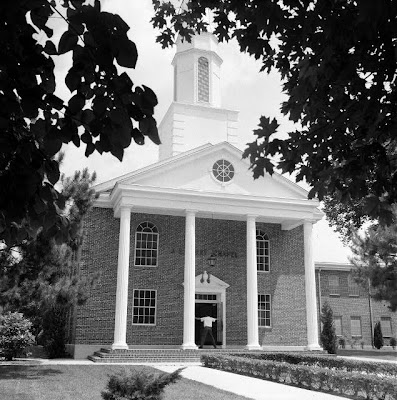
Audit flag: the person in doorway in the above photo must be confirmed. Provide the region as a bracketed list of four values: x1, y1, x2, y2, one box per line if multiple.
[196, 315, 217, 349]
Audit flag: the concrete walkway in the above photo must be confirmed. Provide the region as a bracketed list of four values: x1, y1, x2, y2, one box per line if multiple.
[155, 364, 347, 400]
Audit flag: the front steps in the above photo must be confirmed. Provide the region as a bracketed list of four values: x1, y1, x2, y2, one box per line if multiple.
[88, 347, 260, 363]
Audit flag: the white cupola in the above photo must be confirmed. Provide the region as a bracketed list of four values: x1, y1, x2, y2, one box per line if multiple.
[158, 32, 239, 161]
[173, 32, 222, 107]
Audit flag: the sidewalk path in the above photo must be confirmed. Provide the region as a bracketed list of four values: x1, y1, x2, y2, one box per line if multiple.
[155, 365, 347, 400]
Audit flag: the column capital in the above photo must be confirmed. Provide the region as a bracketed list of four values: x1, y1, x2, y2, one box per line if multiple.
[246, 214, 257, 220]
[185, 209, 198, 216]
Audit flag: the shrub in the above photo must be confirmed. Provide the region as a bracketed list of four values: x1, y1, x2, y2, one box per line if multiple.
[228, 352, 397, 376]
[338, 337, 346, 349]
[390, 337, 396, 350]
[101, 368, 183, 400]
[320, 302, 337, 354]
[374, 321, 384, 349]
[41, 307, 67, 359]
[202, 354, 397, 400]
[0, 312, 35, 361]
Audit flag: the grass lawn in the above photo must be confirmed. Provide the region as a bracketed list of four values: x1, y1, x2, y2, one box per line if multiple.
[337, 349, 397, 362]
[0, 364, 250, 400]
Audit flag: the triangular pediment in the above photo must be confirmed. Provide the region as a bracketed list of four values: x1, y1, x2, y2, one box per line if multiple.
[94, 142, 308, 201]
[194, 272, 230, 291]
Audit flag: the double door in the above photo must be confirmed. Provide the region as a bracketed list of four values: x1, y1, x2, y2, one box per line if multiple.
[195, 296, 223, 346]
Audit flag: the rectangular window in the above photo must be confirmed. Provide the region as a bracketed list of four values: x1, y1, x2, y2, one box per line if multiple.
[381, 317, 393, 338]
[334, 316, 343, 336]
[328, 275, 340, 296]
[195, 294, 217, 301]
[350, 316, 362, 337]
[258, 294, 271, 327]
[132, 289, 156, 325]
[348, 275, 360, 297]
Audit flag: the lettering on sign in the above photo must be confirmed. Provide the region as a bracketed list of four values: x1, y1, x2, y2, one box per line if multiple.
[170, 248, 238, 258]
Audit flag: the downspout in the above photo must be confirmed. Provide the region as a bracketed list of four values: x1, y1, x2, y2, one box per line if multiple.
[368, 278, 374, 348]
[317, 268, 322, 339]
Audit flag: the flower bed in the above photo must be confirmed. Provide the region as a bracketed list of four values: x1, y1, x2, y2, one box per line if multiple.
[229, 352, 397, 377]
[202, 354, 397, 400]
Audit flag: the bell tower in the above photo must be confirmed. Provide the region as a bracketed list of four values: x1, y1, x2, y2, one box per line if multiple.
[158, 32, 239, 160]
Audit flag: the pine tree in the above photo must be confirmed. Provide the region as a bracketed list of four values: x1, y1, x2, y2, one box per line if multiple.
[0, 168, 98, 357]
[350, 211, 397, 311]
[374, 321, 384, 350]
[320, 302, 337, 354]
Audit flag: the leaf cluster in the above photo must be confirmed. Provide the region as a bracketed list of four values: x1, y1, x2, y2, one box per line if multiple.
[152, 0, 397, 223]
[1, 0, 160, 246]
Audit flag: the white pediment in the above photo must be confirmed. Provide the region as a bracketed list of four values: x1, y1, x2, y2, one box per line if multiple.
[194, 272, 230, 292]
[95, 142, 308, 201]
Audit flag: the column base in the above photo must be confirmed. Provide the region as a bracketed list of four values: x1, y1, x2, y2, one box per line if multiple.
[245, 344, 262, 350]
[305, 344, 323, 351]
[181, 343, 198, 350]
[111, 343, 129, 350]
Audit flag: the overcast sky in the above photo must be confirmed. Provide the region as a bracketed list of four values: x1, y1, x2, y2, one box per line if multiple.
[54, 0, 352, 263]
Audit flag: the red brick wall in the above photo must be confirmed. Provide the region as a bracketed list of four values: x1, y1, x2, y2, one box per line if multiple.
[317, 270, 397, 347]
[75, 208, 307, 346]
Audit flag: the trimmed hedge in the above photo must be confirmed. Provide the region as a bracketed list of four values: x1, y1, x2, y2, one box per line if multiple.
[202, 354, 397, 400]
[229, 352, 397, 377]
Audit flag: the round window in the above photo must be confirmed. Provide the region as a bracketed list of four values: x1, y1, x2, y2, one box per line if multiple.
[212, 160, 235, 183]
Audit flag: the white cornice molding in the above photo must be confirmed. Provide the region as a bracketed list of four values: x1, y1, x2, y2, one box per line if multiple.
[315, 262, 353, 271]
[107, 183, 322, 223]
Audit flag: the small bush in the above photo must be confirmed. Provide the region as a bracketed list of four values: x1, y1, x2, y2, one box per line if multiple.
[374, 321, 384, 349]
[338, 337, 346, 349]
[390, 337, 396, 350]
[320, 302, 337, 354]
[0, 312, 35, 361]
[101, 368, 183, 400]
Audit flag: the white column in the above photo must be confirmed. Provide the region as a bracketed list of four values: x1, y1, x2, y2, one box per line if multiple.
[304, 220, 322, 350]
[246, 215, 261, 350]
[112, 206, 131, 350]
[181, 210, 198, 349]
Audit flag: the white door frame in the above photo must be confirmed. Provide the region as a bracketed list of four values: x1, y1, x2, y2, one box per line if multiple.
[194, 272, 229, 347]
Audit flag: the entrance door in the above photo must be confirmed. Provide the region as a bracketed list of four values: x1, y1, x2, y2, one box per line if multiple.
[195, 302, 219, 346]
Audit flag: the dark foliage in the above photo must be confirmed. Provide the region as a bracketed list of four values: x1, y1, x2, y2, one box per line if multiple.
[350, 210, 397, 311]
[1, 1, 160, 246]
[320, 302, 337, 354]
[374, 321, 384, 350]
[0, 169, 98, 357]
[101, 368, 183, 400]
[152, 0, 397, 225]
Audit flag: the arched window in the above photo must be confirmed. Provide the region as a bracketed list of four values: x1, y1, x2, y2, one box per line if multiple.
[198, 56, 209, 102]
[135, 222, 159, 266]
[256, 230, 269, 272]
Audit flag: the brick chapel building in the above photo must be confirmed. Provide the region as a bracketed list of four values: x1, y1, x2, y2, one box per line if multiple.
[68, 33, 396, 359]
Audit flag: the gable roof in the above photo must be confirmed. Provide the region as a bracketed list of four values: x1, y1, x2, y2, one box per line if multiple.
[94, 141, 309, 201]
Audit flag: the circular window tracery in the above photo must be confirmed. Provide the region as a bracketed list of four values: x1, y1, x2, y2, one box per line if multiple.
[212, 159, 235, 183]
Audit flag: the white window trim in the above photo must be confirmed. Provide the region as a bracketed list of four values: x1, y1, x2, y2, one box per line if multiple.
[132, 289, 157, 326]
[350, 316, 362, 338]
[328, 275, 340, 296]
[334, 316, 343, 337]
[197, 55, 210, 104]
[348, 275, 360, 297]
[134, 221, 159, 267]
[258, 293, 272, 328]
[256, 230, 270, 273]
